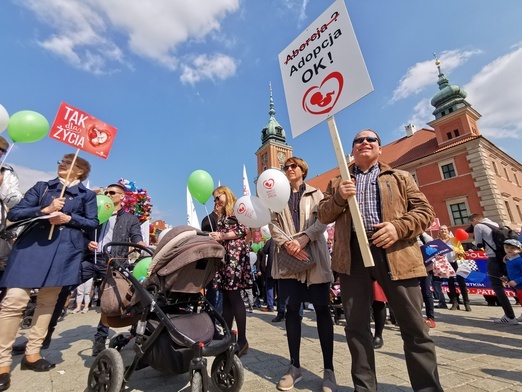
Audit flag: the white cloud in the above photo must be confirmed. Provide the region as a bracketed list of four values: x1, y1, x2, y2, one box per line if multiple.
[11, 164, 55, 193]
[392, 49, 481, 102]
[398, 98, 433, 136]
[180, 54, 238, 85]
[464, 45, 522, 139]
[282, 0, 309, 27]
[17, 0, 240, 80]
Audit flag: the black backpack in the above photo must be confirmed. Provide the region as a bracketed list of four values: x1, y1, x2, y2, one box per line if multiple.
[477, 222, 518, 259]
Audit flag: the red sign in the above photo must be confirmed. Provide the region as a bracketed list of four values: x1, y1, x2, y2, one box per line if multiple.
[428, 218, 440, 231]
[49, 102, 117, 159]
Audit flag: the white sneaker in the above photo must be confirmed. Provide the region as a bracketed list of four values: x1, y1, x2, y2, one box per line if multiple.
[493, 315, 519, 325]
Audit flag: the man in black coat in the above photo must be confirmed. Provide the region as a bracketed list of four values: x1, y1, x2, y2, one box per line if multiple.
[85, 183, 146, 356]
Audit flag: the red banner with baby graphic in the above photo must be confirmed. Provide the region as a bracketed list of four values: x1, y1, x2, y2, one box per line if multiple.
[49, 102, 117, 159]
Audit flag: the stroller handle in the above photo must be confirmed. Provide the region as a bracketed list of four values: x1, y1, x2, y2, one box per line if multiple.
[102, 242, 155, 259]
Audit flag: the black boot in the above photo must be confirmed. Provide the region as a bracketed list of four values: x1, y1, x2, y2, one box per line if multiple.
[449, 300, 460, 310]
[464, 302, 472, 312]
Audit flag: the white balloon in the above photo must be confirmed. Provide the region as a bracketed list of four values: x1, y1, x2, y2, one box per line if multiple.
[157, 227, 172, 243]
[234, 195, 271, 229]
[256, 169, 291, 213]
[260, 224, 271, 239]
[0, 104, 9, 133]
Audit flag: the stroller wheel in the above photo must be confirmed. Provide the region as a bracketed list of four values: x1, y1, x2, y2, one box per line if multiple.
[211, 353, 244, 392]
[87, 348, 125, 392]
[190, 371, 203, 392]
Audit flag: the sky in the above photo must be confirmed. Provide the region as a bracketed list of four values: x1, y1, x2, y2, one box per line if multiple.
[1, 0, 521, 228]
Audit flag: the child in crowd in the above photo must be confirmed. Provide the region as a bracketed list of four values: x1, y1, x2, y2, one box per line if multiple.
[72, 278, 94, 314]
[502, 239, 522, 321]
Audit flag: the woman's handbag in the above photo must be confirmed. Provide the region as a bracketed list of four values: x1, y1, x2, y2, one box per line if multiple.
[99, 267, 136, 317]
[277, 243, 315, 276]
[432, 255, 456, 279]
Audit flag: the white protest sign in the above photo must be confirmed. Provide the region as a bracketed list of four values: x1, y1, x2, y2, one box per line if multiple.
[278, 0, 373, 138]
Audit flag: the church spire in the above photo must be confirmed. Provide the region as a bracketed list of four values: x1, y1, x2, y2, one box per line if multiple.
[430, 54, 470, 119]
[261, 82, 287, 145]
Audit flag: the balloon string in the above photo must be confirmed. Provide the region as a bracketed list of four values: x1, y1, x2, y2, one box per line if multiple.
[203, 205, 214, 232]
[94, 230, 97, 265]
[0, 144, 15, 168]
[269, 222, 292, 242]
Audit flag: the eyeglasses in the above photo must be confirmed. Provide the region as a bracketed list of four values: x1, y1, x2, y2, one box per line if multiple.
[283, 163, 299, 172]
[353, 136, 379, 145]
[104, 190, 122, 196]
[0, 148, 7, 154]
[57, 159, 74, 166]
[214, 194, 223, 203]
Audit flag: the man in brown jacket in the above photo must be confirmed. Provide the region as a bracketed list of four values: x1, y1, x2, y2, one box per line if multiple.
[317, 129, 442, 392]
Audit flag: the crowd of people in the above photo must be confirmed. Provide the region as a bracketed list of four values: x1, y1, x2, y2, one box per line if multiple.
[0, 132, 521, 392]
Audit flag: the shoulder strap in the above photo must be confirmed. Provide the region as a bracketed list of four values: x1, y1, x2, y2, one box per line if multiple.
[0, 200, 7, 231]
[476, 222, 497, 251]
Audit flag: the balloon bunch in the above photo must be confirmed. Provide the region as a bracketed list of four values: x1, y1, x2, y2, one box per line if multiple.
[118, 178, 152, 222]
[234, 168, 291, 229]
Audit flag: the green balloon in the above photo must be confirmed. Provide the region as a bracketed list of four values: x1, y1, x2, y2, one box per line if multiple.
[96, 195, 115, 224]
[132, 257, 152, 280]
[7, 110, 49, 143]
[187, 170, 214, 204]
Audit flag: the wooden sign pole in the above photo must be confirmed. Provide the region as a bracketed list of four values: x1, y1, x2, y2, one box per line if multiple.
[327, 116, 374, 267]
[48, 149, 80, 240]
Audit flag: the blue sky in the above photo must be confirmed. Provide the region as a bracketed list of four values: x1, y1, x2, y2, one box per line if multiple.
[1, 0, 521, 227]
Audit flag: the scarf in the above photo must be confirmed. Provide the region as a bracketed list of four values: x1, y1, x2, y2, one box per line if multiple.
[59, 177, 80, 188]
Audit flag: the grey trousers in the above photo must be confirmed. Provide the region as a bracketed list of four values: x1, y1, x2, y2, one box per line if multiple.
[339, 235, 443, 392]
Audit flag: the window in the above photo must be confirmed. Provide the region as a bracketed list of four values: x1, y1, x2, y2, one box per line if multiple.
[515, 173, 520, 186]
[505, 201, 514, 222]
[516, 204, 522, 221]
[441, 163, 456, 179]
[504, 167, 510, 181]
[454, 129, 459, 137]
[446, 132, 452, 140]
[449, 202, 469, 225]
[492, 161, 499, 175]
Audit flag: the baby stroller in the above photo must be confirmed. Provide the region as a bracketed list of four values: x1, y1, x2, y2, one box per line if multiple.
[87, 225, 244, 392]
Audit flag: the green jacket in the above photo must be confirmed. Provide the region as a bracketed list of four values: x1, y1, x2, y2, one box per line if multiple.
[317, 162, 435, 280]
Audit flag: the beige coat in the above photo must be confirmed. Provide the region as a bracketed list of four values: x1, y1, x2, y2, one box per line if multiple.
[317, 162, 435, 281]
[270, 184, 334, 284]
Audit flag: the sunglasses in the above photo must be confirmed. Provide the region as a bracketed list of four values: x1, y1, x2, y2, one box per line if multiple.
[283, 163, 299, 172]
[104, 190, 122, 196]
[353, 136, 379, 145]
[57, 159, 74, 166]
[0, 148, 7, 154]
[214, 195, 223, 203]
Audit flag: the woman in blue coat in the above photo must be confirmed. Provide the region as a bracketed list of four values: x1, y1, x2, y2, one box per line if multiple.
[0, 154, 98, 391]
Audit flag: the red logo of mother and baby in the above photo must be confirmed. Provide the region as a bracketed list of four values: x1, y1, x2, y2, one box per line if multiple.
[302, 71, 344, 115]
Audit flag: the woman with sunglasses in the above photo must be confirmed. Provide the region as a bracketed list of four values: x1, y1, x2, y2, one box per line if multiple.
[0, 154, 98, 390]
[270, 157, 337, 392]
[209, 186, 252, 358]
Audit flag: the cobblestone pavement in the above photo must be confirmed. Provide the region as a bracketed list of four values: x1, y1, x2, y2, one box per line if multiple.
[5, 296, 522, 391]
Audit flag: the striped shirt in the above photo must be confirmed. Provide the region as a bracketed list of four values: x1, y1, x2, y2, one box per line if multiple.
[353, 163, 381, 232]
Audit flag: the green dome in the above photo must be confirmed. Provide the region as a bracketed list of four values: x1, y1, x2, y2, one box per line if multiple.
[431, 60, 470, 118]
